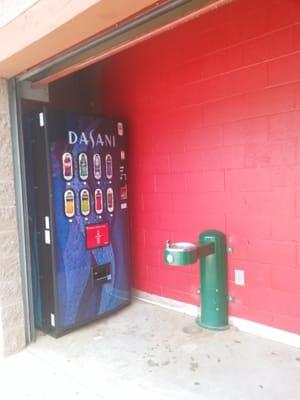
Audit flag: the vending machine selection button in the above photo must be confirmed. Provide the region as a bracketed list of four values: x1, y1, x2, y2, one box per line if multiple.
[105, 154, 113, 179]
[95, 188, 103, 214]
[78, 152, 88, 180]
[80, 189, 90, 216]
[107, 188, 114, 213]
[64, 189, 75, 218]
[62, 152, 73, 181]
[93, 153, 101, 180]
[86, 223, 109, 249]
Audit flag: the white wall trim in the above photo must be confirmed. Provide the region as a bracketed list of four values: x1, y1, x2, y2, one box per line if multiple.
[133, 290, 300, 348]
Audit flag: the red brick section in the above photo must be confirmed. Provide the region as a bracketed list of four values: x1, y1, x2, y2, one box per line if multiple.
[98, 0, 300, 334]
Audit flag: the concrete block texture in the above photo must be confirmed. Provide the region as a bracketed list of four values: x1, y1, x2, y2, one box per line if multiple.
[0, 231, 19, 258]
[0, 78, 25, 356]
[0, 323, 26, 357]
[99, 0, 300, 334]
[0, 113, 14, 181]
[0, 207, 18, 232]
[0, 80, 9, 110]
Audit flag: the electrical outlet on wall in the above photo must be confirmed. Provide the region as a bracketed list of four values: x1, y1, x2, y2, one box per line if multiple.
[234, 269, 245, 286]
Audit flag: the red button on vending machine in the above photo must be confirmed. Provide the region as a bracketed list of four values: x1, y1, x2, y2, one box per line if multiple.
[85, 223, 109, 250]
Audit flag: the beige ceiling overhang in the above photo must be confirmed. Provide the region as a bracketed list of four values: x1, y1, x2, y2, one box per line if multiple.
[0, 0, 231, 83]
[0, 0, 162, 78]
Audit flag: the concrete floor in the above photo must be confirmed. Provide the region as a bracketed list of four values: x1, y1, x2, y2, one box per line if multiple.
[0, 300, 299, 400]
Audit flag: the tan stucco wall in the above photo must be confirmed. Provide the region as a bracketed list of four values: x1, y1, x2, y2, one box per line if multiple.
[0, 79, 26, 356]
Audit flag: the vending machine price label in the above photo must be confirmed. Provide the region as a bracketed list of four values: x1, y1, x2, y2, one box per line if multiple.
[120, 185, 128, 200]
[117, 122, 124, 136]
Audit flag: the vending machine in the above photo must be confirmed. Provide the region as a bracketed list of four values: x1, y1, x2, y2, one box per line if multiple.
[23, 108, 131, 337]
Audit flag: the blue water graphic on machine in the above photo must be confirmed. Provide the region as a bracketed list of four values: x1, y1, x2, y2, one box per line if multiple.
[23, 110, 130, 336]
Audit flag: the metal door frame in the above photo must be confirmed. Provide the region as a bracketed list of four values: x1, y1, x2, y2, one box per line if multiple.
[8, 79, 36, 342]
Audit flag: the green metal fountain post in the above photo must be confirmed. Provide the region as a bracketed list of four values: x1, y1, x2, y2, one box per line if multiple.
[164, 230, 229, 331]
[197, 230, 228, 330]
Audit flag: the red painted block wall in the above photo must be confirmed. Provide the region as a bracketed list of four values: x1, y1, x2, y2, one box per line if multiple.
[98, 0, 300, 334]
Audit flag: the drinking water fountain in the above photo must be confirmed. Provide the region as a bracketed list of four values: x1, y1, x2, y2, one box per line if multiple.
[164, 230, 229, 330]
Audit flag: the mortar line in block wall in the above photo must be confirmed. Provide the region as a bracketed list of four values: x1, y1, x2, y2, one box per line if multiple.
[183, 22, 300, 68]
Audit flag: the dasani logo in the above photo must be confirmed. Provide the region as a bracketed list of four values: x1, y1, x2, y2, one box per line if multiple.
[68, 130, 116, 148]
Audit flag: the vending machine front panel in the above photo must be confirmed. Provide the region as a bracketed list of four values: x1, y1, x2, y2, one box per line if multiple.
[24, 109, 130, 337]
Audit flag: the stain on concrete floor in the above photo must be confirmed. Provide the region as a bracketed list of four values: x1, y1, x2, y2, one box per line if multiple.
[0, 300, 299, 400]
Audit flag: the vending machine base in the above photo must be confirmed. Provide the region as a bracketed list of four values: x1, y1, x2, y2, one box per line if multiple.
[53, 300, 131, 338]
[23, 109, 131, 337]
